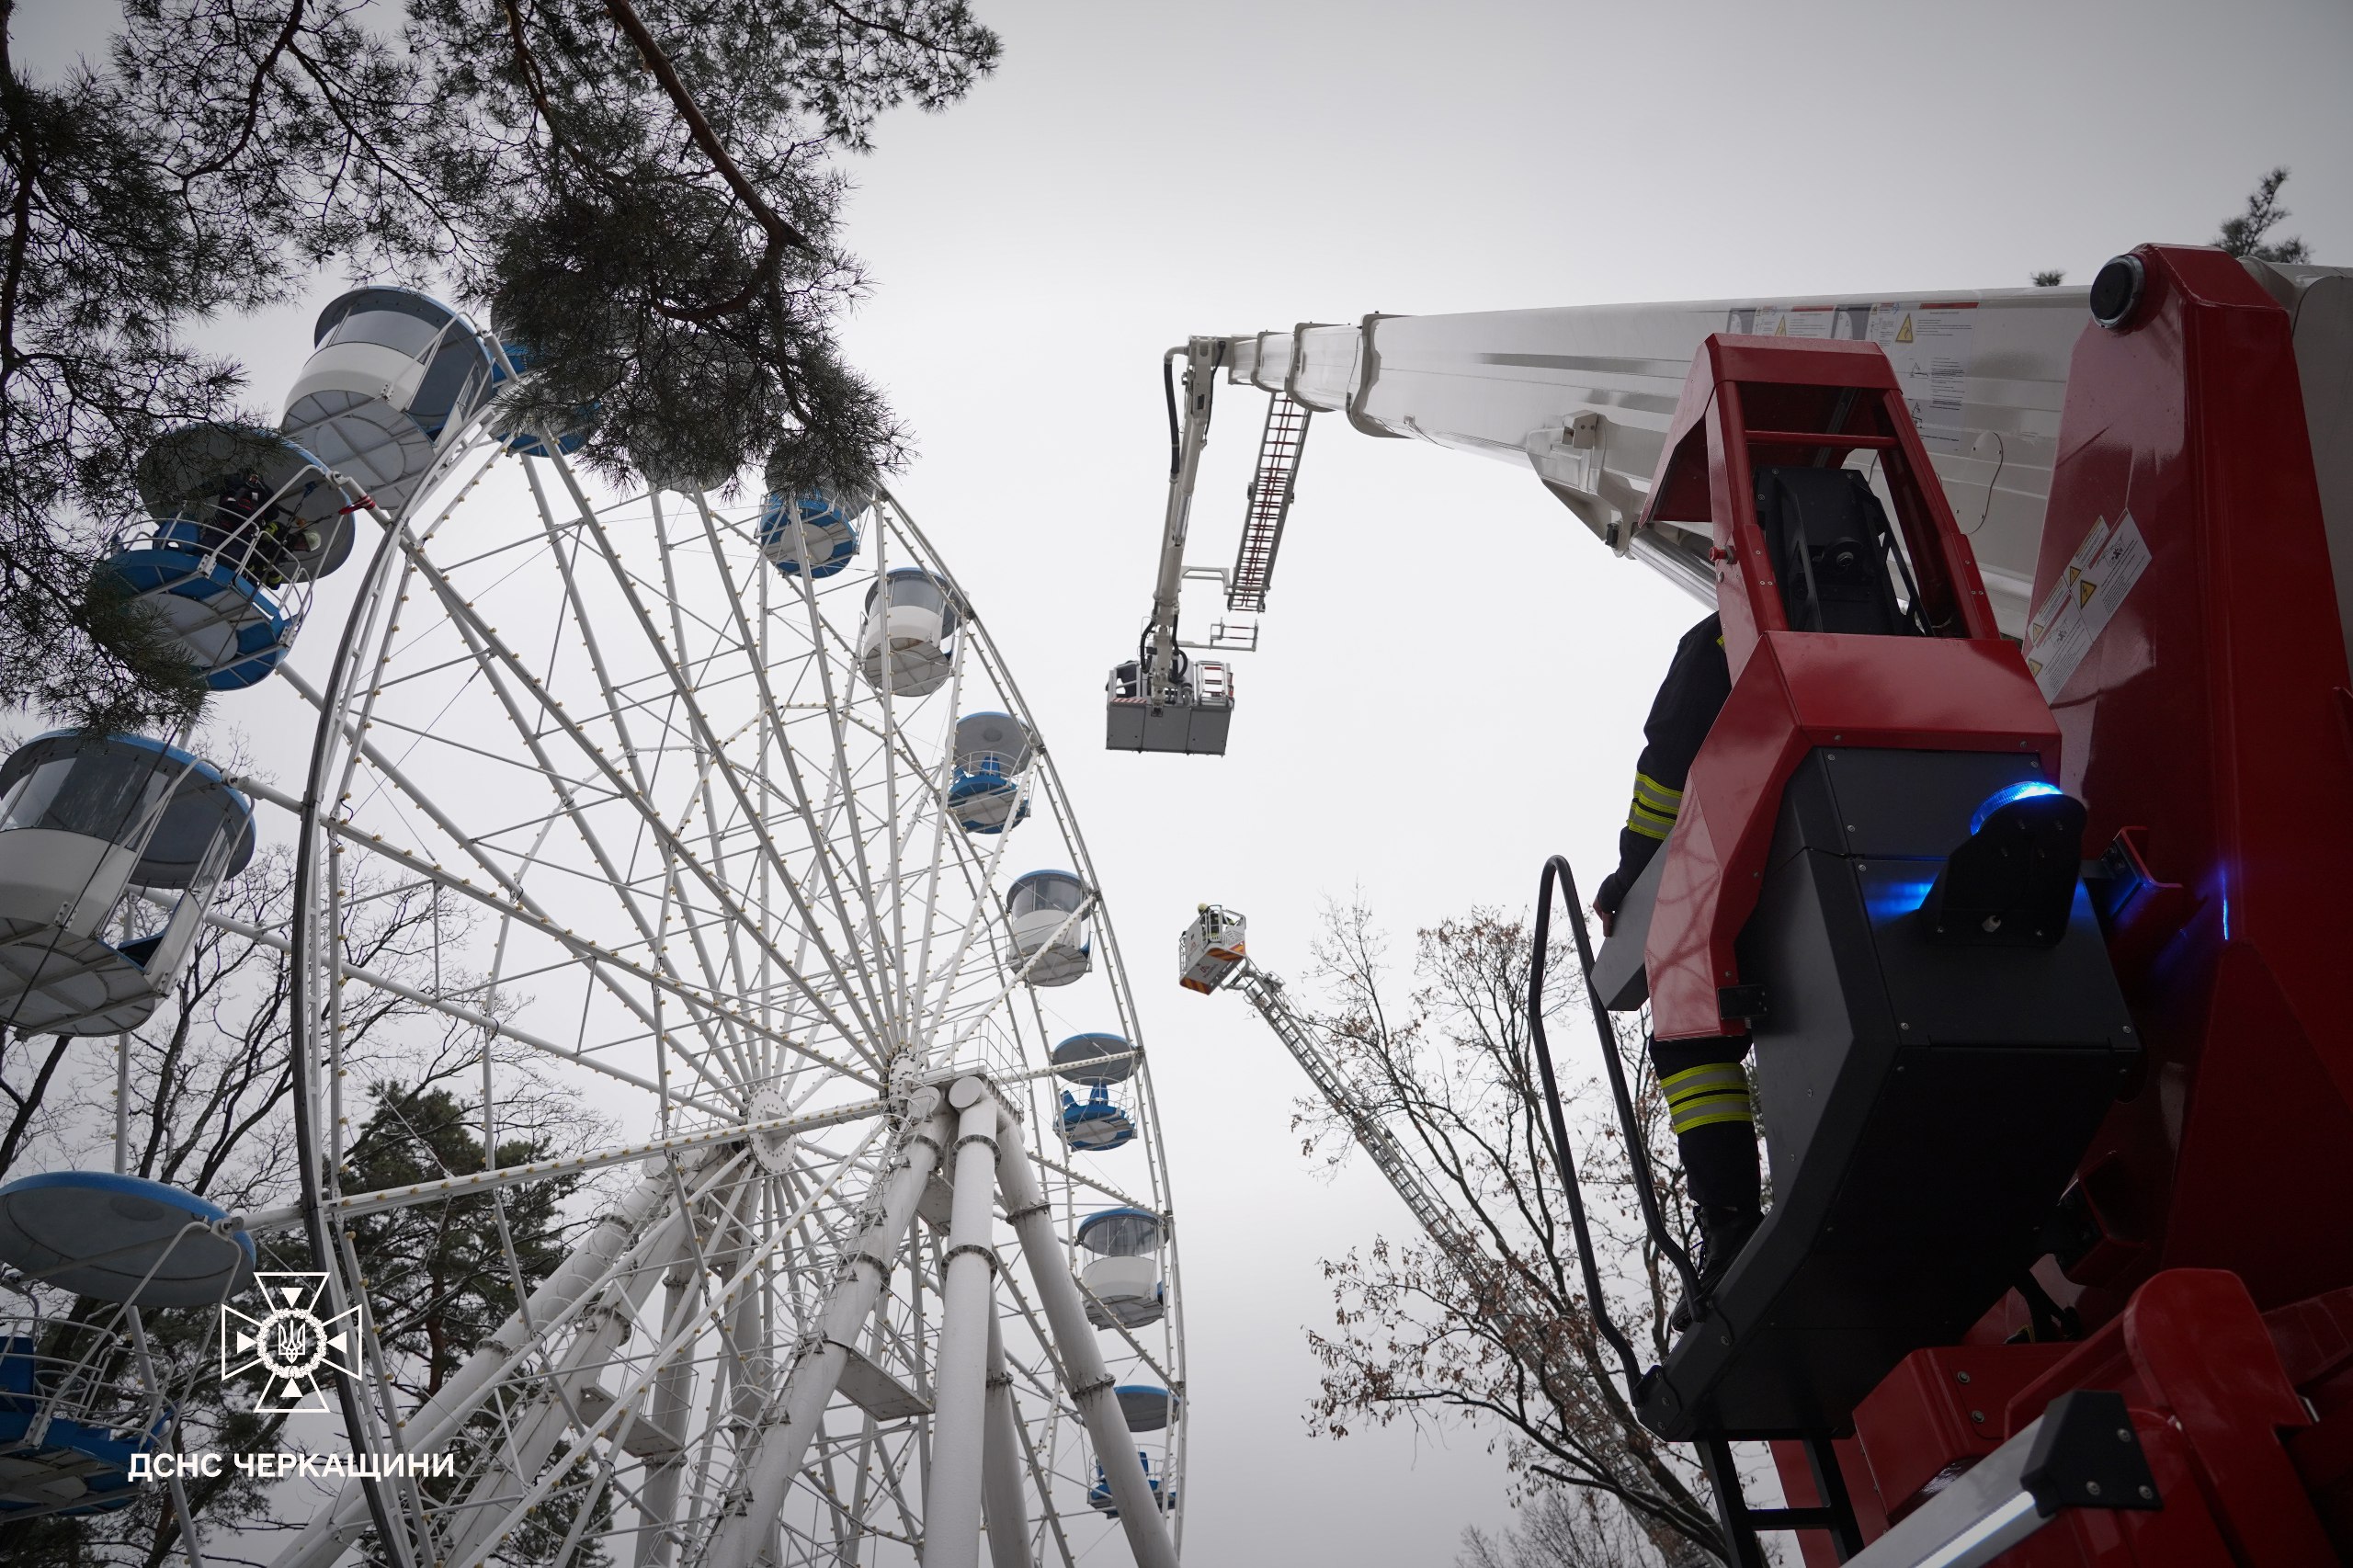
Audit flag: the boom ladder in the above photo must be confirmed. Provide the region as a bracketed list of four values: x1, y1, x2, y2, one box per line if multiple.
[1227, 960, 1472, 1260]
[1229, 395, 1311, 615]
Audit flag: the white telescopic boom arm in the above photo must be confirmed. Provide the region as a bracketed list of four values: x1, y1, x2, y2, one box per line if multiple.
[1143, 337, 1223, 689]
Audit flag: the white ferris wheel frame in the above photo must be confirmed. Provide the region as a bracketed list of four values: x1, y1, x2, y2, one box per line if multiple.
[179, 394, 1189, 1568]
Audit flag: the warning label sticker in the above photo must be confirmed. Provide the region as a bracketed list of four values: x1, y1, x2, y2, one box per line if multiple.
[1746, 304, 1836, 338]
[1866, 301, 1976, 453]
[2023, 512, 2153, 700]
[1726, 300, 1978, 452]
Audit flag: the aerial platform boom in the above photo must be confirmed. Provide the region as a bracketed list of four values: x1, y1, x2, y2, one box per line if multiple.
[1114, 259, 2352, 753]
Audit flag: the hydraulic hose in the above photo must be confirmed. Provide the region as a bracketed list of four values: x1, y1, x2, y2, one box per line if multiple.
[1162, 348, 1184, 481]
[1527, 855, 1704, 1399]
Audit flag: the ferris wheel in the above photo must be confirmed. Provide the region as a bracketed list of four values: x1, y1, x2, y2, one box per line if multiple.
[0, 289, 1186, 1568]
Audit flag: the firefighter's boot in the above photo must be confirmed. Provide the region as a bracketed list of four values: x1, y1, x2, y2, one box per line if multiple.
[1670, 1203, 1762, 1334]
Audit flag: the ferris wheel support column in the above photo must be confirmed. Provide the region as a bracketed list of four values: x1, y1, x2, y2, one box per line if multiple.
[995, 1111, 1178, 1568]
[925, 1079, 1007, 1568]
[702, 1101, 954, 1568]
[983, 1312, 1032, 1568]
[439, 1192, 701, 1566]
[632, 1254, 702, 1568]
[269, 1172, 683, 1568]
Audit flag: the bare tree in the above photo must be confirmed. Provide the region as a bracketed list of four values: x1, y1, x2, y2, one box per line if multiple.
[0, 842, 608, 1566]
[1294, 901, 1741, 1566]
[1464, 1484, 1665, 1568]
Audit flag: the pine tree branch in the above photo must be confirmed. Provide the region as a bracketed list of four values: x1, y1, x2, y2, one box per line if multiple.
[175, 0, 310, 182]
[599, 0, 811, 257]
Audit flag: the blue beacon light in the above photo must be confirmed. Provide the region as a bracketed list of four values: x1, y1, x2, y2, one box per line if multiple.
[1969, 779, 2063, 837]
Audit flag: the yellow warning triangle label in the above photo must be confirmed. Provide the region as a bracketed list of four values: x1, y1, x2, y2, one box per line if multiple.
[2078, 579, 2097, 607]
[1770, 318, 1786, 335]
[2027, 657, 2043, 676]
[1894, 314, 1915, 343]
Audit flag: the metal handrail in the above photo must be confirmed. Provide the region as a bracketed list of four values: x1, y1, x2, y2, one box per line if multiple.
[1527, 854, 1702, 1398]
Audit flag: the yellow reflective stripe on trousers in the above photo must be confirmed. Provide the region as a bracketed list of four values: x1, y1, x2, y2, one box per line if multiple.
[1669, 1092, 1755, 1134]
[1660, 1062, 1746, 1100]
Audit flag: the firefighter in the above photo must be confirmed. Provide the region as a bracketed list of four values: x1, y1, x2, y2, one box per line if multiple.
[1592, 611, 1754, 1331]
[205, 470, 270, 558]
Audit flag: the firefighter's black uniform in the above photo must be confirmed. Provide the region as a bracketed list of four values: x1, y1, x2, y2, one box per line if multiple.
[1593, 612, 1758, 1322]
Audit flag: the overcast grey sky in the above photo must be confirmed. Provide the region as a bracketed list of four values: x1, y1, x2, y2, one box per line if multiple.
[16, 1, 2352, 1561]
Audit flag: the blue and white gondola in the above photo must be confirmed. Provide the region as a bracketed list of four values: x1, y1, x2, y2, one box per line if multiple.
[0, 1172, 244, 1517]
[1076, 1206, 1165, 1329]
[280, 287, 501, 519]
[758, 489, 866, 579]
[1087, 1450, 1173, 1518]
[100, 424, 359, 690]
[1059, 1084, 1135, 1153]
[858, 568, 961, 697]
[0, 1173, 253, 1307]
[0, 1322, 172, 1517]
[1051, 1031, 1135, 1085]
[1005, 869, 1091, 987]
[0, 733, 255, 1037]
[948, 711, 1032, 834]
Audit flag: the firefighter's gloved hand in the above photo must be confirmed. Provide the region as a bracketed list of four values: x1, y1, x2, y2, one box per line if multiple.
[1594, 868, 1635, 936]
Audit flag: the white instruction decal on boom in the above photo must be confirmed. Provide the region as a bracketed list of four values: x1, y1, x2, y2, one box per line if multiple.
[2023, 512, 2153, 700]
[1866, 301, 1977, 453]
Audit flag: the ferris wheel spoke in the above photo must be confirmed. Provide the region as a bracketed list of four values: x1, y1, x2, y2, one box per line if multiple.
[313, 813, 853, 1093]
[255, 1097, 892, 1233]
[541, 461, 901, 1062]
[919, 895, 1097, 1069]
[177, 892, 734, 1124]
[698, 498, 915, 1061]
[391, 532, 879, 1071]
[522, 466, 728, 901]
[905, 780, 1027, 1051]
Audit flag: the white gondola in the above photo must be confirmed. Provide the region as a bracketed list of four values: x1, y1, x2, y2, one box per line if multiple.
[0, 1172, 253, 1306]
[1076, 1207, 1165, 1330]
[1177, 903, 1247, 994]
[947, 710, 1033, 834]
[858, 568, 961, 697]
[1005, 869, 1090, 987]
[758, 489, 867, 579]
[280, 287, 501, 517]
[0, 1312, 173, 1517]
[99, 424, 360, 690]
[1088, 1449, 1173, 1518]
[0, 733, 255, 1037]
